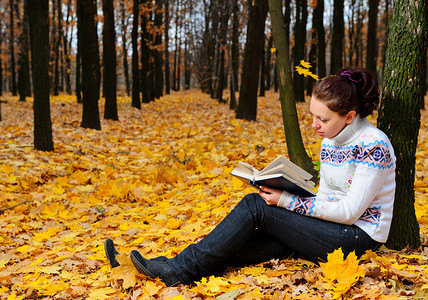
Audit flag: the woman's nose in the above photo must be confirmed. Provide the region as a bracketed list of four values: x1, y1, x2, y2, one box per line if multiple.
[312, 117, 319, 129]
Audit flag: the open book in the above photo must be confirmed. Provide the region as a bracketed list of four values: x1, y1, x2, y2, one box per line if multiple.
[231, 155, 316, 197]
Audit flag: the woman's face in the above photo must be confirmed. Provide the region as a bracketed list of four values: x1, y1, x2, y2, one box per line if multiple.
[310, 97, 356, 139]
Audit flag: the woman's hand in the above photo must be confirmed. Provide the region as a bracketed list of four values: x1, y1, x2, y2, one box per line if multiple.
[259, 186, 282, 205]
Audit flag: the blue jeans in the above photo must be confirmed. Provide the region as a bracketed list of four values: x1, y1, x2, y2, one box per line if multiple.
[168, 193, 380, 284]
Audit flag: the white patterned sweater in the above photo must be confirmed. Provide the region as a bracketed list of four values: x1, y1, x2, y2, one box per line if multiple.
[278, 115, 396, 243]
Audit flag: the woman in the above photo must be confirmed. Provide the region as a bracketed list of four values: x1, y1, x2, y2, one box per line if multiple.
[105, 67, 396, 286]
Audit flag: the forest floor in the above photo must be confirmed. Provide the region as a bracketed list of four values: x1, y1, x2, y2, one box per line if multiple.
[0, 90, 427, 299]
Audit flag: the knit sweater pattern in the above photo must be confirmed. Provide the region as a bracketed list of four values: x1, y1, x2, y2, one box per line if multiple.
[278, 115, 396, 243]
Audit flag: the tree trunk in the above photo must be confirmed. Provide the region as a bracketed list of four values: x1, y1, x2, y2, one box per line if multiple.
[120, 0, 130, 97]
[77, 0, 101, 130]
[131, 0, 141, 108]
[293, 0, 307, 102]
[10, 0, 17, 96]
[236, 0, 268, 121]
[140, 0, 152, 103]
[330, 0, 344, 74]
[313, 0, 326, 78]
[266, 36, 273, 90]
[268, 0, 318, 181]
[154, 0, 163, 99]
[76, 47, 82, 103]
[164, 0, 170, 94]
[366, 0, 380, 74]
[259, 44, 266, 97]
[231, 0, 239, 93]
[28, 0, 54, 151]
[63, 0, 72, 95]
[53, 0, 62, 96]
[378, 0, 427, 250]
[18, 0, 31, 101]
[102, 0, 118, 121]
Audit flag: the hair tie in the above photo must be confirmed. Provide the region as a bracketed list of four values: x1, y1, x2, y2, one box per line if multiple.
[340, 70, 361, 83]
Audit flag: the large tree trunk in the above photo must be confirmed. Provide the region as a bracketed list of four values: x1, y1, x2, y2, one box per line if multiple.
[236, 0, 268, 121]
[102, 0, 118, 121]
[18, 0, 31, 101]
[330, 0, 344, 74]
[366, 0, 380, 74]
[131, 0, 141, 109]
[28, 0, 54, 151]
[268, 0, 318, 181]
[77, 0, 101, 130]
[378, 0, 427, 250]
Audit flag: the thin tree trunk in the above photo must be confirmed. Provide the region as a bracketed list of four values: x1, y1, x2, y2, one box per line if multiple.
[140, 0, 152, 103]
[293, 0, 307, 102]
[10, 0, 17, 96]
[154, 0, 163, 98]
[313, 0, 326, 78]
[120, 0, 130, 96]
[268, 0, 318, 180]
[131, 0, 140, 108]
[164, 0, 170, 94]
[18, 0, 31, 101]
[231, 0, 239, 93]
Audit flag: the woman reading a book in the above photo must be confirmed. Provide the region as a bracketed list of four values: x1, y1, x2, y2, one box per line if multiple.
[105, 67, 396, 286]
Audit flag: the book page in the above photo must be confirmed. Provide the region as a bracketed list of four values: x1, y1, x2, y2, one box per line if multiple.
[260, 155, 313, 180]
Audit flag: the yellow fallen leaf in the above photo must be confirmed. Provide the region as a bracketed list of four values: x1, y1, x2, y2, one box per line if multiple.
[110, 253, 140, 289]
[320, 248, 365, 299]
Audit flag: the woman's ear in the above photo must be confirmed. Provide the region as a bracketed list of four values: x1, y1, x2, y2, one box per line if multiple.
[345, 110, 357, 124]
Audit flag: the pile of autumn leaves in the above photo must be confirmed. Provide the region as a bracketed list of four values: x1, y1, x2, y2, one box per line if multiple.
[0, 90, 427, 299]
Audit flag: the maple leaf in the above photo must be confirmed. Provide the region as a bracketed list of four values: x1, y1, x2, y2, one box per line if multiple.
[320, 248, 365, 299]
[110, 254, 141, 289]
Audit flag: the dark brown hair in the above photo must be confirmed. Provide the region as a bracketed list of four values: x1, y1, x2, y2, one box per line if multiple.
[312, 67, 380, 118]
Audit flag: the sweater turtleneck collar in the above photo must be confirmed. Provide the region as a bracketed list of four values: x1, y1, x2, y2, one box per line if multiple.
[328, 115, 369, 146]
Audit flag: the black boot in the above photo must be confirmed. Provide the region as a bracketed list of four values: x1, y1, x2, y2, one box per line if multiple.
[130, 250, 181, 286]
[104, 239, 120, 268]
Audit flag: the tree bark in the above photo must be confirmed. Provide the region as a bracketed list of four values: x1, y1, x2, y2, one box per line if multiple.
[102, 0, 118, 120]
[164, 0, 170, 94]
[154, 0, 163, 99]
[330, 0, 344, 74]
[231, 0, 239, 94]
[10, 0, 17, 96]
[131, 0, 141, 108]
[313, 0, 326, 78]
[77, 0, 101, 130]
[120, 0, 130, 97]
[292, 0, 307, 102]
[236, 0, 268, 121]
[28, 0, 54, 151]
[268, 0, 318, 181]
[366, 0, 380, 74]
[378, 0, 427, 250]
[140, 0, 152, 103]
[18, 0, 31, 101]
